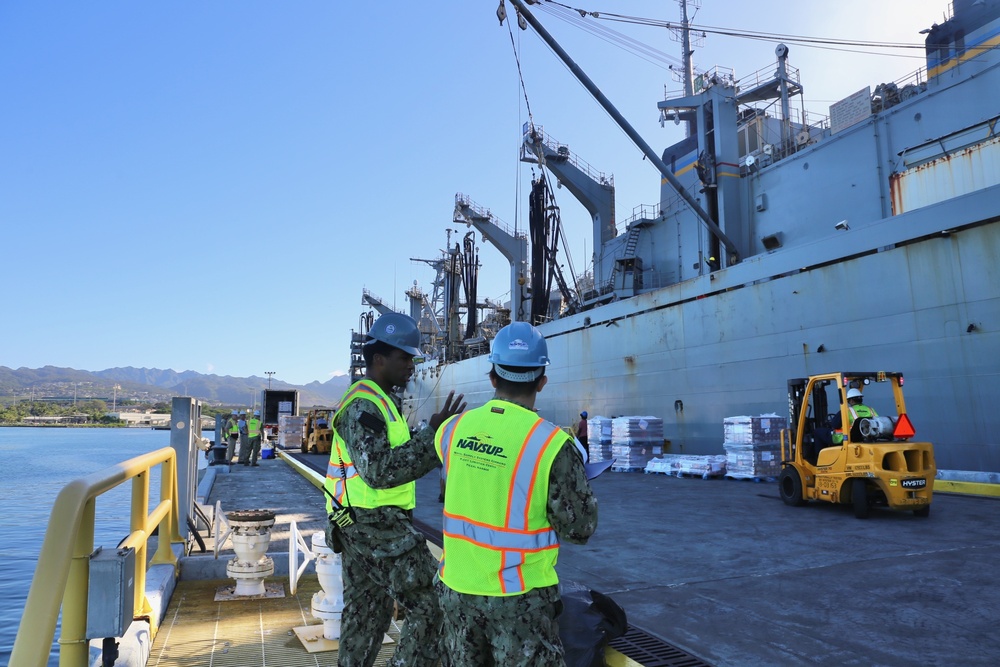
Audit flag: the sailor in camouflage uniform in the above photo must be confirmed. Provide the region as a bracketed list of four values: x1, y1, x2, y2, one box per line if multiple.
[324, 312, 465, 667]
[434, 322, 601, 667]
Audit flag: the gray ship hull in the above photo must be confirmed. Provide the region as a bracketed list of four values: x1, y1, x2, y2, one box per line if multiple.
[408, 192, 999, 471]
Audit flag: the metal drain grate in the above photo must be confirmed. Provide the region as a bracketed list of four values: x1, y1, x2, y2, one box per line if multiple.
[609, 626, 713, 667]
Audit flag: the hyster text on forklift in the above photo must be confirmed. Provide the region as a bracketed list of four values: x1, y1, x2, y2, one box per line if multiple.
[778, 372, 935, 519]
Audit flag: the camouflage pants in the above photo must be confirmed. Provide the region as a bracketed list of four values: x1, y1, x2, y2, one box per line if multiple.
[246, 436, 261, 464]
[225, 435, 238, 462]
[237, 433, 250, 463]
[436, 581, 564, 667]
[326, 507, 443, 667]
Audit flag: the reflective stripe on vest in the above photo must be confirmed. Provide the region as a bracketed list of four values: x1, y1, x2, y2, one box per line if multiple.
[323, 379, 413, 512]
[247, 418, 261, 437]
[435, 400, 564, 596]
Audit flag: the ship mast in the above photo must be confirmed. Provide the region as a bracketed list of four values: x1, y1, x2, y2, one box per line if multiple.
[680, 0, 695, 98]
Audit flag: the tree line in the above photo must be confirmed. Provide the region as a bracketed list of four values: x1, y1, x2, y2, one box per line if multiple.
[0, 399, 233, 425]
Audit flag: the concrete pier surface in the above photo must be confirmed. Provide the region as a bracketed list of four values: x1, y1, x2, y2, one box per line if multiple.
[200, 451, 1000, 666]
[411, 463, 1000, 667]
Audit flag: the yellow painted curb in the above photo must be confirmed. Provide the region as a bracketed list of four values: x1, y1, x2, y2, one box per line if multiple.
[278, 450, 324, 490]
[934, 480, 1000, 498]
[605, 647, 644, 666]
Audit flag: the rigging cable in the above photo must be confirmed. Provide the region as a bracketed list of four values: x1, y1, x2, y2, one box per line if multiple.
[504, 5, 536, 132]
[535, 0, 968, 61]
[504, 3, 533, 321]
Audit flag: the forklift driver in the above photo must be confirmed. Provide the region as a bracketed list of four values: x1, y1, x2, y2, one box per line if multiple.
[846, 388, 878, 426]
[831, 388, 879, 444]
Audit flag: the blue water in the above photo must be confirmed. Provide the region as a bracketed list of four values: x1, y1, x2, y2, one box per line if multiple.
[0, 427, 181, 666]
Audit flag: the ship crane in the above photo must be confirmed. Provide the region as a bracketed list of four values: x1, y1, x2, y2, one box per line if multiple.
[521, 126, 618, 297]
[505, 0, 740, 265]
[454, 194, 529, 322]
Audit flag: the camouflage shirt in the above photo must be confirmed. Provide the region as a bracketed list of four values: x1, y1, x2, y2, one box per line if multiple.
[547, 438, 599, 544]
[335, 390, 439, 490]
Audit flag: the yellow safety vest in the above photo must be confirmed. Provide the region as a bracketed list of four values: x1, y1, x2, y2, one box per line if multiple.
[247, 418, 261, 437]
[849, 404, 877, 424]
[324, 379, 414, 512]
[228, 418, 239, 436]
[435, 400, 564, 596]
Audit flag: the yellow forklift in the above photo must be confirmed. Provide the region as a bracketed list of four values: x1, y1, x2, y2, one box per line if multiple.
[779, 372, 935, 519]
[302, 408, 334, 454]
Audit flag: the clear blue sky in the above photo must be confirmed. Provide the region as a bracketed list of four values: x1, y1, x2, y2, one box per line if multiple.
[0, 1, 946, 385]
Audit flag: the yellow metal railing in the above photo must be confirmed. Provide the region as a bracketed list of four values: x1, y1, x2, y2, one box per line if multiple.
[10, 446, 184, 667]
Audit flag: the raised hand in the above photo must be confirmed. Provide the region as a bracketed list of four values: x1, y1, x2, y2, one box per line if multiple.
[429, 390, 467, 431]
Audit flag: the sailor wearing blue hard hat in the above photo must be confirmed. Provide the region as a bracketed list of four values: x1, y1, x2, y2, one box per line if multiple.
[432, 320, 602, 666]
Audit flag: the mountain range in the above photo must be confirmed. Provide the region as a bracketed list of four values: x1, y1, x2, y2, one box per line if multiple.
[0, 365, 351, 408]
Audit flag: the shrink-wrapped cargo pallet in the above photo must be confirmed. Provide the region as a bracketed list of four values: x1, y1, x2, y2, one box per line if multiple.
[723, 414, 787, 479]
[645, 454, 727, 478]
[586, 416, 613, 462]
[278, 415, 306, 450]
[723, 414, 785, 445]
[610, 416, 663, 470]
[724, 444, 781, 478]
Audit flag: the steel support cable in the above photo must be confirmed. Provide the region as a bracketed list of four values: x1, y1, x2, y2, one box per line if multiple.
[538, 0, 956, 60]
[542, 0, 927, 49]
[535, 3, 688, 71]
[505, 6, 535, 130]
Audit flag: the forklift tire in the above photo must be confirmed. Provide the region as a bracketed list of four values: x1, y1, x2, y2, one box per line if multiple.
[852, 478, 870, 519]
[778, 467, 805, 506]
[914, 506, 931, 518]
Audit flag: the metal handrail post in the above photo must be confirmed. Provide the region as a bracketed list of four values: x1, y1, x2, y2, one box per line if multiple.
[131, 470, 152, 619]
[166, 450, 183, 545]
[58, 497, 94, 667]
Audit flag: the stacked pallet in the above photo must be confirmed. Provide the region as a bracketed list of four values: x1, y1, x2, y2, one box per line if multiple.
[723, 414, 787, 479]
[586, 416, 613, 463]
[278, 415, 306, 450]
[610, 416, 663, 470]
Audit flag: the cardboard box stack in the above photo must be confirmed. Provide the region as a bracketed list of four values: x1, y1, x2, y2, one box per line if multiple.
[278, 415, 306, 450]
[610, 416, 663, 470]
[586, 416, 613, 463]
[723, 414, 787, 478]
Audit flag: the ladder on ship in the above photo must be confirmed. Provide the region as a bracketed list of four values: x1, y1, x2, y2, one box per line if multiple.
[608, 224, 642, 291]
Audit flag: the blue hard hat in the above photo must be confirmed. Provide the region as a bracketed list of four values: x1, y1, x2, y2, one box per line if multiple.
[489, 322, 549, 381]
[365, 312, 422, 357]
[581, 411, 588, 418]
[231, 409, 238, 415]
[253, 410, 260, 416]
